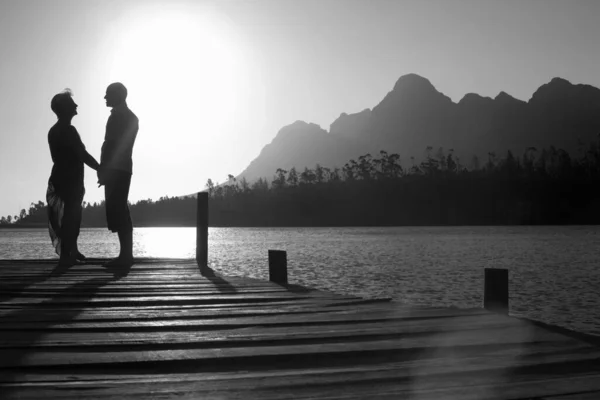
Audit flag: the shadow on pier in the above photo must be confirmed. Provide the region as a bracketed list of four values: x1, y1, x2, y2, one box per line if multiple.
[0, 259, 599, 399]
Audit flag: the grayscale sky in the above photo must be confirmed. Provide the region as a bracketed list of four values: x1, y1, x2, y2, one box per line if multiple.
[1, 0, 599, 217]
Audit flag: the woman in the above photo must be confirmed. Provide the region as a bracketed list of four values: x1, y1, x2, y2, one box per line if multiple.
[47, 89, 100, 266]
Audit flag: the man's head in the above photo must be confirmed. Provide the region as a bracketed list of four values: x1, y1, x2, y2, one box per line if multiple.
[105, 82, 128, 108]
[50, 89, 77, 120]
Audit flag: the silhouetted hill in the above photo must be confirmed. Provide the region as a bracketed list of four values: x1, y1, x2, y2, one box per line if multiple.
[238, 74, 600, 181]
[239, 120, 363, 182]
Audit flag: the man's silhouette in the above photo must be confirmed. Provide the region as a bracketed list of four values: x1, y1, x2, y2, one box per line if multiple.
[98, 82, 139, 267]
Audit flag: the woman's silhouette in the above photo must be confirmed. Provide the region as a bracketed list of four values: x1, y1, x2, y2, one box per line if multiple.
[47, 89, 100, 266]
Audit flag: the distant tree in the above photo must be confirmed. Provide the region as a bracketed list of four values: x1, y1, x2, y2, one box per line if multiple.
[502, 150, 518, 177]
[522, 147, 537, 175]
[314, 164, 330, 183]
[420, 146, 440, 175]
[446, 149, 457, 173]
[436, 147, 447, 170]
[409, 156, 421, 175]
[454, 155, 463, 172]
[205, 179, 215, 197]
[314, 164, 325, 183]
[557, 149, 572, 177]
[299, 167, 316, 184]
[536, 148, 549, 176]
[424, 146, 433, 159]
[287, 167, 298, 186]
[342, 161, 356, 181]
[469, 155, 480, 171]
[380, 151, 402, 178]
[485, 152, 497, 171]
[239, 177, 250, 192]
[223, 175, 240, 197]
[328, 167, 341, 182]
[357, 154, 374, 180]
[272, 168, 288, 189]
[252, 177, 269, 192]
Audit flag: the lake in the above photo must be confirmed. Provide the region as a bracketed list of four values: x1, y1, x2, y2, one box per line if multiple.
[1, 226, 599, 336]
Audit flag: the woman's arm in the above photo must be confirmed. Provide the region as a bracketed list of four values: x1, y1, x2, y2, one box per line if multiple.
[80, 149, 100, 171]
[70, 127, 100, 170]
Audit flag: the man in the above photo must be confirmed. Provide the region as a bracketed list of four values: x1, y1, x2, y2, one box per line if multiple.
[98, 82, 139, 267]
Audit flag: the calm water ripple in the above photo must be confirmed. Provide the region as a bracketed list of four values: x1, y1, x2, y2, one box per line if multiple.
[1, 226, 599, 336]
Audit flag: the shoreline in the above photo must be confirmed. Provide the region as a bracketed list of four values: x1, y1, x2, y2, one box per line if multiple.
[3, 223, 600, 229]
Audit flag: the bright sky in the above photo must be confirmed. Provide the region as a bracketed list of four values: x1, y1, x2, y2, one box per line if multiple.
[1, 0, 599, 218]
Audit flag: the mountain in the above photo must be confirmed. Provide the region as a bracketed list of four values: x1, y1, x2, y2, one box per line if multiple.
[238, 121, 363, 182]
[237, 74, 600, 181]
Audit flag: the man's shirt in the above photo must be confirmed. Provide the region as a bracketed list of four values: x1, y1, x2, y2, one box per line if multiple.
[101, 103, 139, 174]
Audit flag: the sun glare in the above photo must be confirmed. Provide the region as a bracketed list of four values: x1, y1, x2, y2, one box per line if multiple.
[107, 6, 243, 150]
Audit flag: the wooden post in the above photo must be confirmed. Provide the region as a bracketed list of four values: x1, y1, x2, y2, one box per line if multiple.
[196, 192, 208, 273]
[268, 250, 288, 285]
[484, 268, 509, 314]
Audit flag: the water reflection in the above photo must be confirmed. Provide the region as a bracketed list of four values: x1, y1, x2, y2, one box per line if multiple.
[2, 226, 600, 336]
[134, 227, 196, 258]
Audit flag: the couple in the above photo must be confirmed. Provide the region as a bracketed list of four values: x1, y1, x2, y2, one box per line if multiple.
[47, 82, 138, 270]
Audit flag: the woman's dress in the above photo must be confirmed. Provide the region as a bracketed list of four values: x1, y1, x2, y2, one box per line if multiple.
[47, 122, 86, 255]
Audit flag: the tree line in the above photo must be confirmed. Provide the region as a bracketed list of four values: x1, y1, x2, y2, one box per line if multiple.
[6, 143, 600, 227]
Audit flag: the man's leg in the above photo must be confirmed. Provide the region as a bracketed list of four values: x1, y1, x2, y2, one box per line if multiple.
[105, 171, 134, 267]
[117, 229, 133, 260]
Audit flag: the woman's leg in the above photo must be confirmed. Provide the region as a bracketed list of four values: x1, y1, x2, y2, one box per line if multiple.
[72, 200, 86, 260]
[59, 197, 79, 265]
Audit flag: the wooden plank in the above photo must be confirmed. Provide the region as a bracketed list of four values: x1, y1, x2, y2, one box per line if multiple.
[0, 314, 573, 348]
[0, 308, 492, 331]
[0, 298, 395, 314]
[0, 304, 389, 321]
[0, 294, 336, 306]
[0, 346, 580, 383]
[2, 353, 600, 399]
[546, 392, 600, 399]
[0, 283, 295, 290]
[0, 289, 307, 298]
[0, 325, 595, 368]
[0, 342, 597, 387]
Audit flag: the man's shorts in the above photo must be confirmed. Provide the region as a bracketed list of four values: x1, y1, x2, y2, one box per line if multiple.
[104, 170, 133, 233]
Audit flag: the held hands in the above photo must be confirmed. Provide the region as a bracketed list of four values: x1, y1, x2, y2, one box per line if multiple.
[97, 167, 106, 187]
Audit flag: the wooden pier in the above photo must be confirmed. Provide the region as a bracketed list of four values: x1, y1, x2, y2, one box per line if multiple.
[1, 259, 600, 399]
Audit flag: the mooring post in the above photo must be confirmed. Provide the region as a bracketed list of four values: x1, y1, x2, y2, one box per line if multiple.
[196, 192, 209, 273]
[484, 268, 509, 314]
[268, 250, 288, 285]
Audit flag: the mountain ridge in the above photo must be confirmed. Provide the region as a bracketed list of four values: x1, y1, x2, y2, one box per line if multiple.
[237, 74, 600, 182]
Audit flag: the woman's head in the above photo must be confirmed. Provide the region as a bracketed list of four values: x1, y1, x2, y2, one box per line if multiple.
[51, 88, 77, 119]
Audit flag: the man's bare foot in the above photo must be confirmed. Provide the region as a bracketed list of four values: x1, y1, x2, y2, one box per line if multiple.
[102, 257, 133, 279]
[57, 257, 85, 268]
[57, 259, 74, 268]
[104, 256, 134, 268]
[73, 251, 87, 261]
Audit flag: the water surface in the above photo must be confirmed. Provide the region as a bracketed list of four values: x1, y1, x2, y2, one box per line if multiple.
[1, 226, 599, 336]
